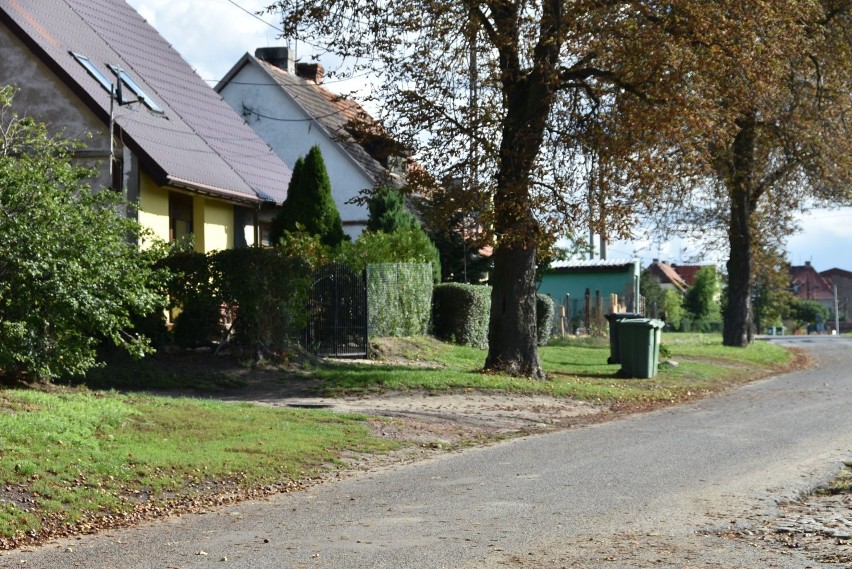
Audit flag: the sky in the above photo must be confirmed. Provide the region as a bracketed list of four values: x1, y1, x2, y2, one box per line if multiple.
[125, 0, 852, 273]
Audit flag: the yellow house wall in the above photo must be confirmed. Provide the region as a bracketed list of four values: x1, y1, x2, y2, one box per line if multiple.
[138, 173, 170, 246]
[136, 174, 240, 252]
[202, 199, 234, 252]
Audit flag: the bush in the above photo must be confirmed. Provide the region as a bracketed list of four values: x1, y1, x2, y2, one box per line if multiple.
[345, 227, 441, 283]
[432, 283, 491, 348]
[161, 250, 222, 348]
[162, 247, 310, 359]
[536, 294, 555, 346]
[368, 263, 433, 337]
[0, 87, 165, 380]
[211, 247, 310, 358]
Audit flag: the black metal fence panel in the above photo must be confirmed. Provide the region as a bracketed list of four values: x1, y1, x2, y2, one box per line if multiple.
[303, 263, 368, 357]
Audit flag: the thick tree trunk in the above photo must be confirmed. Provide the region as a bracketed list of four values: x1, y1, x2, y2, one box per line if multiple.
[722, 117, 756, 347]
[485, 244, 545, 379]
[481, 0, 562, 378]
[483, 78, 551, 379]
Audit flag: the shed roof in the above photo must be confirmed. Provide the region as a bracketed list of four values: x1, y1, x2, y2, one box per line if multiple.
[549, 259, 639, 273]
[0, 0, 291, 204]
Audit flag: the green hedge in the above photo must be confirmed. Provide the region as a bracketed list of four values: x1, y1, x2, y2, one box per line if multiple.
[161, 247, 309, 359]
[536, 293, 555, 346]
[431, 283, 491, 349]
[211, 248, 310, 358]
[367, 263, 433, 337]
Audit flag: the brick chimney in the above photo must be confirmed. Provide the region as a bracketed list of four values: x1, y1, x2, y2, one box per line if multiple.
[254, 47, 295, 74]
[296, 62, 324, 84]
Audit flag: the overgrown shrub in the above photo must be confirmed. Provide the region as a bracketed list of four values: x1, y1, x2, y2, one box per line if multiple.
[368, 263, 433, 337]
[431, 283, 491, 349]
[162, 247, 310, 358]
[536, 294, 555, 346]
[344, 227, 441, 283]
[0, 87, 165, 381]
[211, 247, 310, 358]
[161, 250, 222, 348]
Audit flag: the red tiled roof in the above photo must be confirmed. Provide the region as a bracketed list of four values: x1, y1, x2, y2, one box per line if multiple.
[671, 265, 704, 287]
[646, 261, 688, 292]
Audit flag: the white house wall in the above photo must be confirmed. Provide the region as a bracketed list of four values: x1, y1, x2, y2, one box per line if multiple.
[219, 63, 370, 239]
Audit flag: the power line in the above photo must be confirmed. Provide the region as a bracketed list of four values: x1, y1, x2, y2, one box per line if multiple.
[242, 104, 345, 123]
[204, 72, 374, 86]
[222, 0, 282, 33]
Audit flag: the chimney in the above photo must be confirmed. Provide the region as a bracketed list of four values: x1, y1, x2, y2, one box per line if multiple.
[805, 260, 812, 267]
[296, 62, 324, 84]
[255, 47, 296, 74]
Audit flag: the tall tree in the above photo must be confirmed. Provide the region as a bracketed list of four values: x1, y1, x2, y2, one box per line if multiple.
[653, 1, 852, 346]
[270, 145, 348, 248]
[265, 0, 826, 376]
[683, 266, 720, 323]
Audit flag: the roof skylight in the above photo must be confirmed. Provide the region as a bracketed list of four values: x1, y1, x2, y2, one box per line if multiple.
[70, 52, 113, 95]
[108, 65, 164, 115]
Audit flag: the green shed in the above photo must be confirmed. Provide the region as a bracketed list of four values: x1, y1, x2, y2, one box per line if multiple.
[538, 259, 641, 334]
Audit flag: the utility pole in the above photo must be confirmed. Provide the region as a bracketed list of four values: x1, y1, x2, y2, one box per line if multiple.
[834, 284, 840, 335]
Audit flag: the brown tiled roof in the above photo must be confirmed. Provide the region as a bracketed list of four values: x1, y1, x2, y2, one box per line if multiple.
[791, 264, 835, 301]
[0, 0, 290, 204]
[820, 267, 852, 280]
[670, 264, 704, 287]
[646, 261, 688, 292]
[242, 55, 397, 187]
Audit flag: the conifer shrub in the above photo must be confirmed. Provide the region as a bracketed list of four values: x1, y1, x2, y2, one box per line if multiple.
[536, 293, 555, 346]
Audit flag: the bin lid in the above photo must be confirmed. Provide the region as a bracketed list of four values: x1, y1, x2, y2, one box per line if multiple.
[605, 312, 642, 321]
[618, 318, 664, 329]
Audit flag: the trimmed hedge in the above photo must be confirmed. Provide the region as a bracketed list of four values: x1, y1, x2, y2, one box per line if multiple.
[431, 283, 491, 349]
[368, 263, 433, 337]
[536, 293, 555, 346]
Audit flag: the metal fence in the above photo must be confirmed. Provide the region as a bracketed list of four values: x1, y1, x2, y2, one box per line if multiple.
[302, 263, 368, 357]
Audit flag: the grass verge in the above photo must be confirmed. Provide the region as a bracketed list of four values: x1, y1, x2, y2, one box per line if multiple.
[314, 333, 794, 405]
[1, 333, 798, 548]
[0, 389, 396, 547]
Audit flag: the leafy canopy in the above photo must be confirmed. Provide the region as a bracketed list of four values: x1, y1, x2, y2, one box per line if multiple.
[0, 86, 165, 381]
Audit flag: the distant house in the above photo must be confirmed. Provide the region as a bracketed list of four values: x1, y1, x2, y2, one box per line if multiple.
[791, 261, 836, 317]
[0, 0, 292, 252]
[645, 260, 688, 293]
[645, 260, 714, 294]
[539, 259, 641, 331]
[217, 47, 406, 240]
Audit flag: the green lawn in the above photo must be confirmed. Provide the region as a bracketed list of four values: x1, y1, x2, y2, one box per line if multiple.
[0, 390, 396, 545]
[0, 333, 794, 547]
[312, 333, 793, 404]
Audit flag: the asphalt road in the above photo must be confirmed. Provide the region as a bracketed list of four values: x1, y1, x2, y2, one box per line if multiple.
[4, 336, 850, 568]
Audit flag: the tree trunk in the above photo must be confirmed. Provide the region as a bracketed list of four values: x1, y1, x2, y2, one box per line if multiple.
[485, 244, 545, 379]
[481, 1, 562, 378]
[722, 116, 756, 347]
[483, 79, 551, 379]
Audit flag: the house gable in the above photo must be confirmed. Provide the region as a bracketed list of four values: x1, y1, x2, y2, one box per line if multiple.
[217, 50, 406, 238]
